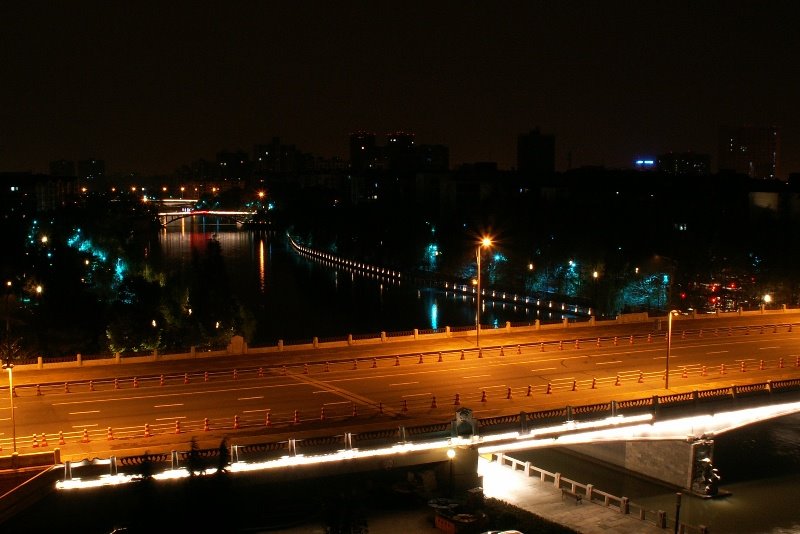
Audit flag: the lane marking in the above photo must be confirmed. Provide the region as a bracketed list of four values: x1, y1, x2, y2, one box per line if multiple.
[759, 346, 780, 350]
[243, 409, 269, 414]
[238, 396, 263, 401]
[154, 403, 183, 408]
[323, 401, 350, 406]
[706, 351, 729, 355]
[401, 393, 431, 398]
[595, 360, 623, 365]
[463, 375, 491, 379]
[390, 382, 419, 387]
[530, 367, 557, 372]
[156, 416, 186, 421]
[71, 424, 98, 428]
[69, 410, 100, 415]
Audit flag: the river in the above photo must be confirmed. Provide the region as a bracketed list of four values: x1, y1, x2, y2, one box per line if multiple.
[157, 219, 569, 346]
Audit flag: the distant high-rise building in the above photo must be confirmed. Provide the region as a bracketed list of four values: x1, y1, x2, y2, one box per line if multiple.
[517, 128, 555, 177]
[349, 131, 378, 171]
[50, 159, 75, 177]
[254, 138, 300, 173]
[657, 152, 710, 176]
[385, 131, 415, 172]
[718, 125, 779, 179]
[77, 158, 105, 181]
[216, 150, 250, 181]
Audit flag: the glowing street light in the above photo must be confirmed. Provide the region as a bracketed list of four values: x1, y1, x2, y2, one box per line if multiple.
[666, 310, 679, 389]
[476, 236, 492, 347]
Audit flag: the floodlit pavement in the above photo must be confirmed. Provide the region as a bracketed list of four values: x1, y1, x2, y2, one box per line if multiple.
[479, 456, 667, 534]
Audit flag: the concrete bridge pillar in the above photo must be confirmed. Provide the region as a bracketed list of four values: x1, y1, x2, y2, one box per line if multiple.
[564, 438, 717, 494]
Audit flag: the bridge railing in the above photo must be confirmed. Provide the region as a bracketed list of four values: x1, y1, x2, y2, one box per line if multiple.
[493, 453, 710, 533]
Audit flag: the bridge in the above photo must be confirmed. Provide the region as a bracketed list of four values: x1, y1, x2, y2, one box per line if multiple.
[156, 208, 259, 226]
[3, 310, 800, 531]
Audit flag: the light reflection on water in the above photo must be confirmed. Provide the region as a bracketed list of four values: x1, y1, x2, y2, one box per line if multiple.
[156, 223, 573, 345]
[510, 412, 800, 533]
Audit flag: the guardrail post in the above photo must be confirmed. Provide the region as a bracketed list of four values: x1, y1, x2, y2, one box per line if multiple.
[37, 356, 43, 369]
[347, 334, 353, 346]
[110, 456, 117, 476]
[312, 336, 319, 348]
[445, 326, 451, 337]
[413, 328, 419, 339]
[77, 353, 82, 366]
[554, 472, 561, 488]
[190, 346, 195, 358]
[64, 461, 72, 480]
[506, 321, 511, 332]
[277, 339, 284, 351]
[586, 483, 593, 501]
[620, 497, 629, 514]
[171, 450, 179, 470]
[381, 331, 387, 342]
[520, 411, 527, 433]
[611, 400, 618, 417]
[535, 319, 541, 330]
[657, 510, 667, 528]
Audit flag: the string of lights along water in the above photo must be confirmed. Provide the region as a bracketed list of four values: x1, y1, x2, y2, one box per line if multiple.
[157, 219, 569, 346]
[156, 220, 799, 533]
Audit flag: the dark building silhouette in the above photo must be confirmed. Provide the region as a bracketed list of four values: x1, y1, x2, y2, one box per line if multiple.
[216, 150, 250, 181]
[349, 131, 379, 172]
[517, 128, 555, 177]
[253, 138, 305, 174]
[49, 159, 75, 177]
[77, 158, 105, 181]
[718, 125, 779, 180]
[657, 152, 710, 176]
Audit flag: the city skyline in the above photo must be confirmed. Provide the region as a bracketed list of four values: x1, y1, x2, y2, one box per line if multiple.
[2, 2, 799, 177]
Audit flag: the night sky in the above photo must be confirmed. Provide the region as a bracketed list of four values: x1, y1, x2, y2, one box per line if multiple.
[2, 2, 799, 177]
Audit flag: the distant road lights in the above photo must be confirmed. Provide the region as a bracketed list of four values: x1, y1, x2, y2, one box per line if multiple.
[476, 236, 493, 348]
[592, 271, 599, 279]
[40, 235, 48, 244]
[763, 294, 772, 304]
[35, 285, 42, 295]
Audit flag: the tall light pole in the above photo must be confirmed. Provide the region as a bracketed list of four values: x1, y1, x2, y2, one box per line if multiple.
[3, 361, 15, 454]
[666, 310, 679, 389]
[475, 237, 492, 347]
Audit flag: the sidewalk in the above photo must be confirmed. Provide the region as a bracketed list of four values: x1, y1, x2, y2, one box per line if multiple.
[478, 456, 666, 534]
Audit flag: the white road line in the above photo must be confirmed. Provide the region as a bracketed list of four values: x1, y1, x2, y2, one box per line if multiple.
[401, 393, 431, 398]
[462, 375, 491, 379]
[323, 401, 350, 406]
[595, 360, 623, 365]
[156, 416, 186, 421]
[759, 346, 780, 350]
[242, 409, 269, 413]
[238, 396, 263, 401]
[68, 410, 100, 415]
[706, 351, 729, 354]
[390, 382, 419, 387]
[71, 424, 98, 428]
[530, 367, 557, 372]
[313, 390, 335, 394]
[154, 404, 183, 408]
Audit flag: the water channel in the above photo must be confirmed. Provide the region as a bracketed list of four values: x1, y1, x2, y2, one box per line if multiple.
[153, 220, 800, 533]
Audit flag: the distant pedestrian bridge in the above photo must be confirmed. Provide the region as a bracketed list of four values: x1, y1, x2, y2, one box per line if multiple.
[156, 208, 258, 226]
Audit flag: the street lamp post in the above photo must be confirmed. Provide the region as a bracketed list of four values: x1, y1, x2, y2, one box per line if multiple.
[666, 309, 679, 389]
[447, 448, 456, 496]
[3, 361, 15, 453]
[475, 237, 492, 347]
